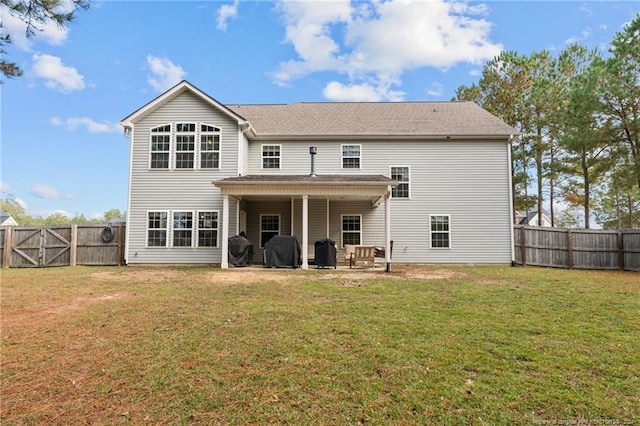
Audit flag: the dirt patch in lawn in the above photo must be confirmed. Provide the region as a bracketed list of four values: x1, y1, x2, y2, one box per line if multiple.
[2, 292, 134, 330]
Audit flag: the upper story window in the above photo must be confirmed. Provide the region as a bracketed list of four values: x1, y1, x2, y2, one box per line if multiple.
[175, 123, 195, 169]
[262, 145, 281, 169]
[391, 166, 410, 198]
[150, 125, 171, 169]
[342, 144, 361, 169]
[149, 123, 221, 170]
[200, 125, 221, 169]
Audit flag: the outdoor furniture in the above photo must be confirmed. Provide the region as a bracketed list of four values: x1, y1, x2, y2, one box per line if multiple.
[344, 244, 356, 266]
[314, 239, 336, 269]
[350, 245, 376, 269]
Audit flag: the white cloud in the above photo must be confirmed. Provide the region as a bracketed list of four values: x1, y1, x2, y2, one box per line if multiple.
[426, 82, 444, 98]
[146, 55, 187, 92]
[0, 181, 11, 193]
[31, 184, 74, 200]
[32, 54, 85, 92]
[273, 0, 502, 101]
[50, 116, 120, 133]
[565, 28, 593, 45]
[323, 80, 404, 102]
[217, 0, 239, 31]
[0, 7, 70, 51]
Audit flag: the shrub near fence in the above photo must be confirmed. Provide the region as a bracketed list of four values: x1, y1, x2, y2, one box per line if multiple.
[514, 226, 640, 271]
[0, 224, 125, 268]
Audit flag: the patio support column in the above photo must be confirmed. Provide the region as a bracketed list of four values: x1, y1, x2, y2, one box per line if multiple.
[221, 193, 229, 269]
[385, 189, 391, 273]
[302, 195, 309, 269]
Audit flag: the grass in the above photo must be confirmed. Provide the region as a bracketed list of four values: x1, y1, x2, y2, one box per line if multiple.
[1, 265, 638, 425]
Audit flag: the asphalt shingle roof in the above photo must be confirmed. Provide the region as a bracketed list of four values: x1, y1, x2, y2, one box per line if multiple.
[227, 101, 516, 137]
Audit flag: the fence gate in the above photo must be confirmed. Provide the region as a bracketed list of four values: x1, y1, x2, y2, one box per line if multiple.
[11, 227, 72, 267]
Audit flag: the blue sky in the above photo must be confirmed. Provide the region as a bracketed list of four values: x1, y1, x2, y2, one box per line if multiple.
[1, 1, 638, 220]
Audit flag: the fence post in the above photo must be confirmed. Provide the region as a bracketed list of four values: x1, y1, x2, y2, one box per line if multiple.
[117, 224, 124, 266]
[2, 227, 12, 268]
[567, 229, 573, 269]
[618, 230, 624, 270]
[70, 224, 78, 267]
[520, 226, 526, 266]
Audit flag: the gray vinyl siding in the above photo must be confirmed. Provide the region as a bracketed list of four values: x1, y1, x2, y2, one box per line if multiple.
[127, 91, 240, 264]
[246, 138, 512, 264]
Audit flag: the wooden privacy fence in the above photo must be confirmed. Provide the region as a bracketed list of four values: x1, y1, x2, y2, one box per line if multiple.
[514, 226, 640, 271]
[0, 224, 125, 268]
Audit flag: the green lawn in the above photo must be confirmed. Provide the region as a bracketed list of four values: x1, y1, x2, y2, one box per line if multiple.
[1, 265, 638, 425]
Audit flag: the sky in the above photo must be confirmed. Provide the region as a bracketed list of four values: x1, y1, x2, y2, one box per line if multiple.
[1, 0, 638, 220]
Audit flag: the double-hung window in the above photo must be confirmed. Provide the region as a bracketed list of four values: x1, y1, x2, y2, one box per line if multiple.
[342, 145, 361, 169]
[260, 215, 280, 247]
[198, 211, 218, 247]
[262, 145, 281, 169]
[341, 215, 362, 246]
[150, 125, 171, 169]
[200, 125, 220, 169]
[173, 211, 193, 247]
[430, 215, 450, 248]
[175, 123, 196, 169]
[147, 212, 168, 246]
[391, 166, 410, 198]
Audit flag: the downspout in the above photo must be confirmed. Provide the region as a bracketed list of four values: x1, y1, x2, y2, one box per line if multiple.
[122, 124, 133, 265]
[507, 135, 516, 266]
[237, 121, 255, 177]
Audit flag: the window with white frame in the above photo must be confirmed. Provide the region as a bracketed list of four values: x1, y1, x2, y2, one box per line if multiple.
[148, 123, 221, 170]
[173, 211, 193, 247]
[197, 211, 218, 247]
[342, 145, 361, 169]
[341, 215, 362, 246]
[430, 215, 450, 248]
[150, 125, 171, 169]
[260, 215, 280, 247]
[262, 145, 281, 169]
[175, 123, 196, 169]
[200, 125, 220, 169]
[147, 211, 168, 246]
[391, 166, 410, 198]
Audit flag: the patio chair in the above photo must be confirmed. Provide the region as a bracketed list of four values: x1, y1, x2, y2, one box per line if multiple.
[351, 245, 376, 269]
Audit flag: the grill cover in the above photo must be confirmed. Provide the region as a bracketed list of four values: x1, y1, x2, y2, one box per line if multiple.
[228, 234, 254, 267]
[314, 239, 336, 268]
[264, 235, 301, 268]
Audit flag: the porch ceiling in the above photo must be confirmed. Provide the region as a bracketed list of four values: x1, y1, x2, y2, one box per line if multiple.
[213, 174, 396, 203]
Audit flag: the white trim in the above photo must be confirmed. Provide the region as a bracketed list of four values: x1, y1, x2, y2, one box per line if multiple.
[199, 123, 221, 170]
[171, 210, 196, 248]
[120, 80, 247, 128]
[221, 195, 229, 268]
[125, 127, 135, 263]
[507, 138, 515, 263]
[341, 214, 362, 247]
[149, 124, 171, 170]
[261, 144, 282, 169]
[429, 214, 451, 249]
[390, 165, 411, 199]
[302, 195, 309, 269]
[341, 144, 362, 169]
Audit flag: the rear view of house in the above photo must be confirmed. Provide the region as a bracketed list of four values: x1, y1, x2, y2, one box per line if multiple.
[120, 81, 516, 268]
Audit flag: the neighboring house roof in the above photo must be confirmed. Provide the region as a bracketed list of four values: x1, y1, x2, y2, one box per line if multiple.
[227, 101, 517, 139]
[0, 211, 18, 226]
[517, 210, 552, 226]
[119, 80, 518, 140]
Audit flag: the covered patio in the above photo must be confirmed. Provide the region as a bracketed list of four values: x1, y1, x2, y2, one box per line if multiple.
[213, 175, 396, 271]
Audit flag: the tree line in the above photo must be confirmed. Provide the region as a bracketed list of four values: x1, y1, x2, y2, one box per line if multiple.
[453, 14, 640, 229]
[0, 196, 124, 226]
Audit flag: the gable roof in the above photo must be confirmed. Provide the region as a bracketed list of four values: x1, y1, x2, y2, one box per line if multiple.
[227, 101, 517, 139]
[120, 80, 517, 139]
[119, 80, 247, 129]
[0, 211, 18, 226]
